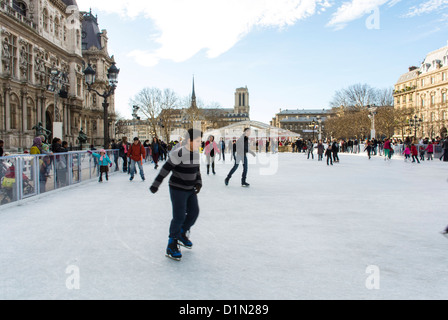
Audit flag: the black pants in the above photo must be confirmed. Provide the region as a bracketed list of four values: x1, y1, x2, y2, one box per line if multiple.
[333, 152, 339, 162]
[326, 155, 333, 165]
[412, 155, 420, 163]
[121, 155, 127, 172]
[169, 187, 199, 240]
[227, 155, 248, 183]
[99, 165, 109, 180]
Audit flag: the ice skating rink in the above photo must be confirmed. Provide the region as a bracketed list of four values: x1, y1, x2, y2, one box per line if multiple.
[1, 152, 448, 300]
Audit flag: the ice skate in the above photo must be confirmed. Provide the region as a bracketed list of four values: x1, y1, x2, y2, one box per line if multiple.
[178, 230, 192, 249]
[440, 229, 448, 238]
[166, 238, 182, 261]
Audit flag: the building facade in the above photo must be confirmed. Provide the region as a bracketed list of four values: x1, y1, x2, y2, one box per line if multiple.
[270, 108, 329, 141]
[115, 119, 154, 143]
[0, 0, 116, 151]
[394, 44, 448, 139]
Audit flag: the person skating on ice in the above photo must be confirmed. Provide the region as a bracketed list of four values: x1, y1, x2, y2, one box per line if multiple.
[204, 135, 220, 175]
[307, 139, 314, 160]
[87, 149, 113, 182]
[325, 144, 333, 165]
[128, 137, 146, 181]
[364, 140, 373, 159]
[411, 143, 420, 163]
[149, 128, 203, 261]
[224, 128, 256, 187]
[151, 137, 164, 169]
[317, 140, 324, 161]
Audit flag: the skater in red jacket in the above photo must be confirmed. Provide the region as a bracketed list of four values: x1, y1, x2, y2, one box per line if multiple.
[411, 144, 420, 163]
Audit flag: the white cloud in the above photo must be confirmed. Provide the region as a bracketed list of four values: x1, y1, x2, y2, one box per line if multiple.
[326, 0, 398, 29]
[405, 0, 448, 17]
[77, 0, 333, 67]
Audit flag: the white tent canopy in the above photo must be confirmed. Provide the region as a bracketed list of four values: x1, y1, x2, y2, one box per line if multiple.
[204, 120, 301, 140]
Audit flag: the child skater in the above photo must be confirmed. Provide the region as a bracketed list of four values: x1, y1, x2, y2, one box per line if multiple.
[402, 145, 411, 162]
[88, 149, 112, 182]
[150, 128, 203, 261]
[411, 144, 420, 163]
[419, 145, 426, 161]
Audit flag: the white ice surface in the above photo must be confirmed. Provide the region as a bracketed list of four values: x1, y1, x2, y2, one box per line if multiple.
[1, 152, 448, 300]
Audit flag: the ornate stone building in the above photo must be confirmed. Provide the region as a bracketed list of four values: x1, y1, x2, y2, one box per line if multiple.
[0, 0, 116, 151]
[270, 108, 329, 140]
[394, 43, 448, 139]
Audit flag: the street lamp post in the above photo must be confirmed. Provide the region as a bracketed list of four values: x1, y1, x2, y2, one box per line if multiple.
[408, 114, 423, 140]
[132, 105, 140, 138]
[316, 115, 322, 141]
[309, 119, 316, 141]
[47, 65, 69, 140]
[83, 62, 119, 148]
[367, 104, 378, 140]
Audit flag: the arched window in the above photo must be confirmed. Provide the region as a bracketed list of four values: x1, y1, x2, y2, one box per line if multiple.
[54, 17, 60, 39]
[13, 0, 27, 16]
[42, 8, 49, 31]
[10, 94, 19, 130]
[27, 98, 34, 130]
[76, 29, 80, 48]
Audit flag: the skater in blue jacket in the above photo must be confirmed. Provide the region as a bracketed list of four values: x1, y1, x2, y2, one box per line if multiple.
[88, 149, 112, 182]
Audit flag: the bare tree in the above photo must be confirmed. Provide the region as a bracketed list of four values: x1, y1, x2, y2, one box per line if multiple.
[130, 87, 162, 138]
[375, 87, 394, 107]
[330, 83, 377, 110]
[158, 88, 179, 141]
[393, 107, 415, 140]
[328, 84, 401, 140]
[130, 87, 181, 141]
[375, 106, 395, 138]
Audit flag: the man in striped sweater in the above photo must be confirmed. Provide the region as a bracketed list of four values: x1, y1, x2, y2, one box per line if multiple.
[150, 128, 203, 261]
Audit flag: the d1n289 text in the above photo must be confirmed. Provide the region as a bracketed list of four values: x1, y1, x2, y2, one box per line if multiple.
[222, 304, 268, 315]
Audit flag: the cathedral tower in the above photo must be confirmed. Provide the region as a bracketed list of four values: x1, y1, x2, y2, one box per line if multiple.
[234, 87, 249, 116]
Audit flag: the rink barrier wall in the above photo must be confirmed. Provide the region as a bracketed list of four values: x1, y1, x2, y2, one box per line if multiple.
[0, 148, 151, 207]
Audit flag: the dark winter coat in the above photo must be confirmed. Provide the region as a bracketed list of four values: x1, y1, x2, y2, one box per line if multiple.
[151, 142, 164, 155]
[317, 144, 324, 155]
[119, 142, 129, 157]
[235, 135, 255, 162]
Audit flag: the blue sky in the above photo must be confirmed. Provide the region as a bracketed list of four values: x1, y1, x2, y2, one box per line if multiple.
[76, 0, 448, 123]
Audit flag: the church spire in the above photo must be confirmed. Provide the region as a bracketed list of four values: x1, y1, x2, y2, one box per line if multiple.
[190, 75, 197, 109]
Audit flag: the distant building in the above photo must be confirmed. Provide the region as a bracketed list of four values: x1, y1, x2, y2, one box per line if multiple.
[167, 78, 251, 140]
[115, 119, 153, 143]
[270, 108, 329, 140]
[394, 43, 448, 139]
